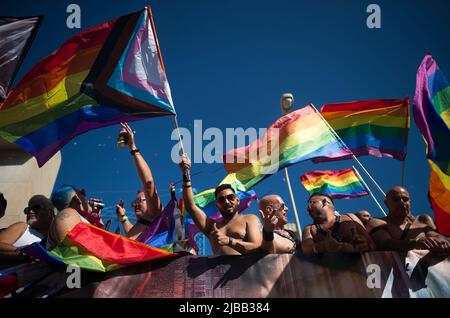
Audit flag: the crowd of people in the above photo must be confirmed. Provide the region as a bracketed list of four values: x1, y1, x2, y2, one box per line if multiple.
[1, 122, 450, 265]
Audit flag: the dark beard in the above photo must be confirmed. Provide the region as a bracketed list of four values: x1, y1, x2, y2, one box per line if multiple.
[220, 208, 237, 219]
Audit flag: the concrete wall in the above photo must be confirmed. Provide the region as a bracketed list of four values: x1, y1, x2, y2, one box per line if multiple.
[0, 139, 61, 228]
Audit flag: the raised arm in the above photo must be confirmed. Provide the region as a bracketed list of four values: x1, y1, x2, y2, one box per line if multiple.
[122, 122, 162, 220]
[179, 154, 210, 235]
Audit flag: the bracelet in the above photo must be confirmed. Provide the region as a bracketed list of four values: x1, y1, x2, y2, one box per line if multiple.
[120, 215, 129, 223]
[262, 229, 274, 241]
[183, 183, 192, 188]
[130, 148, 140, 155]
[228, 237, 233, 246]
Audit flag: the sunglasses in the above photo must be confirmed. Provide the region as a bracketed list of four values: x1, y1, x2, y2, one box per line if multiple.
[216, 194, 237, 204]
[131, 198, 146, 208]
[24, 204, 42, 214]
[308, 198, 332, 208]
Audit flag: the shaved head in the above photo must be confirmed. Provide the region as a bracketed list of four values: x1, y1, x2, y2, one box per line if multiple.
[259, 195, 281, 210]
[386, 186, 409, 199]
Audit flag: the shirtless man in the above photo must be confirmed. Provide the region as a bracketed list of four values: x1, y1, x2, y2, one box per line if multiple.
[0, 195, 55, 260]
[356, 210, 372, 227]
[366, 186, 450, 254]
[50, 122, 162, 244]
[179, 154, 261, 256]
[259, 195, 299, 254]
[302, 193, 375, 254]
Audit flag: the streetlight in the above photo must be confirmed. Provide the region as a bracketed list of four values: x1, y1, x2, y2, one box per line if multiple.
[280, 93, 302, 240]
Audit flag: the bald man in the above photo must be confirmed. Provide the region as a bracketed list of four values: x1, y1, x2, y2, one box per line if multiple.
[366, 186, 450, 254]
[356, 210, 372, 227]
[259, 195, 299, 254]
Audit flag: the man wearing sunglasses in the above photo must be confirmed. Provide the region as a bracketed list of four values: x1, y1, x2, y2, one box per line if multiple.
[259, 195, 299, 254]
[0, 195, 55, 260]
[301, 193, 375, 254]
[179, 154, 262, 256]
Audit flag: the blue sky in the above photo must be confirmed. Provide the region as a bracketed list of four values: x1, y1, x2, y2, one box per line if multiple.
[2, 0, 450, 252]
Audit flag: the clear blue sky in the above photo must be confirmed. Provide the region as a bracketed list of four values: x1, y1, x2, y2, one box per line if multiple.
[2, 0, 450, 251]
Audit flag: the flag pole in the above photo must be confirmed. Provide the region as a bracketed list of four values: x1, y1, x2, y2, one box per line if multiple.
[311, 103, 386, 198]
[351, 155, 386, 197]
[284, 168, 303, 240]
[352, 166, 386, 217]
[280, 93, 302, 240]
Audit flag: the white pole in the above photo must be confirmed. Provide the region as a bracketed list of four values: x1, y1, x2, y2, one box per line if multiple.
[351, 155, 386, 197]
[280, 93, 302, 240]
[352, 166, 386, 216]
[311, 104, 386, 198]
[284, 168, 303, 240]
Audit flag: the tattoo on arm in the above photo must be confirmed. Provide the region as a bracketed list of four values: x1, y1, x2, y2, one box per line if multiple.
[56, 211, 70, 221]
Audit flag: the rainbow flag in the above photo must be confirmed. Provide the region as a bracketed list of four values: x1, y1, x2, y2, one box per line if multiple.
[315, 98, 410, 162]
[429, 160, 450, 235]
[24, 222, 176, 272]
[135, 199, 176, 251]
[223, 104, 352, 191]
[300, 167, 369, 199]
[414, 54, 450, 235]
[0, 7, 175, 167]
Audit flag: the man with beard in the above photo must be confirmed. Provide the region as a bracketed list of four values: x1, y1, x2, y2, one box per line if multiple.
[259, 195, 299, 254]
[179, 155, 261, 256]
[301, 193, 375, 254]
[366, 186, 450, 254]
[0, 195, 55, 260]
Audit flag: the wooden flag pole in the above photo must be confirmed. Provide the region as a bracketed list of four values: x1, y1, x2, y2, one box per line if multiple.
[352, 166, 387, 216]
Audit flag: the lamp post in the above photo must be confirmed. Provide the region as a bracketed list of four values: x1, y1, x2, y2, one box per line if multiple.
[280, 93, 302, 240]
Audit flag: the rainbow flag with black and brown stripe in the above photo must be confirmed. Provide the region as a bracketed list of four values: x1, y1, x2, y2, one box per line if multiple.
[300, 167, 369, 199]
[316, 98, 410, 162]
[0, 7, 175, 167]
[414, 54, 450, 235]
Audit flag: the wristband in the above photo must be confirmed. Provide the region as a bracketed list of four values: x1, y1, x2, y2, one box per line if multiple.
[130, 148, 140, 155]
[120, 215, 129, 223]
[262, 229, 274, 241]
[183, 183, 192, 188]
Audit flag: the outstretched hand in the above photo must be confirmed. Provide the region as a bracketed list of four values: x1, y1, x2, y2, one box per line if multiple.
[120, 122, 136, 150]
[258, 208, 278, 232]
